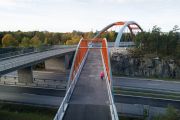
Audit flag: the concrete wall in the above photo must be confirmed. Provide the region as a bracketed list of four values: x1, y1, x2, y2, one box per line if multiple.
[45, 53, 74, 72]
[17, 66, 33, 83]
[45, 56, 66, 71]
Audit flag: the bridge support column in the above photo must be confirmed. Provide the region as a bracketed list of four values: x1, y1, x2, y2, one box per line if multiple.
[45, 56, 66, 72]
[18, 66, 33, 83]
[65, 53, 74, 69]
[45, 53, 74, 72]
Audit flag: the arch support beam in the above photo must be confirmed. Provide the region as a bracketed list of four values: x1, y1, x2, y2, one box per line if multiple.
[114, 21, 143, 47]
[94, 21, 143, 47]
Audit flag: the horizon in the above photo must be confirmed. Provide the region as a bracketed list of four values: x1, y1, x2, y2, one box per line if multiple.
[0, 0, 179, 32]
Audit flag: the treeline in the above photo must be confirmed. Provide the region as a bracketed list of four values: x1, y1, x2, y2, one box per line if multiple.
[0, 30, 95, 48]
[134, 25, 180, 59]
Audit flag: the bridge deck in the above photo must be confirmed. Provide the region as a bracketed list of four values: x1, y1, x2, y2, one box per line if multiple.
[63, 49, 111, 120]
[0, 48, 75, 75]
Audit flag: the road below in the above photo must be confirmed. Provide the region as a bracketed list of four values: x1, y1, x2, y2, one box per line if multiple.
[0, 85, 179, 109]
[0, 85, 65, 107]
[3, 71, 180, 92]
[113, 77, 180, 92]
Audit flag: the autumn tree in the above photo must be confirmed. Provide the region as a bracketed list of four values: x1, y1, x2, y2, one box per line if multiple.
[20, 37, 31, 47]
[2, 34, 18, 47]
[30, 35, 42, 47]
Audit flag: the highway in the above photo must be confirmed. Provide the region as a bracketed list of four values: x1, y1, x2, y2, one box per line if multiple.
[113, 76, 180, 92]
[1, 71, 180, 110]
[0, 85, 180, 109]
[114, 94, 180, 109]
[0, 85, 65, 107]
[3, 71, 180, 92]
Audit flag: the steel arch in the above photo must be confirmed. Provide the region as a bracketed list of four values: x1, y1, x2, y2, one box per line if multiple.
[114, 21, 143, 47]
[94, 21, 143, 47]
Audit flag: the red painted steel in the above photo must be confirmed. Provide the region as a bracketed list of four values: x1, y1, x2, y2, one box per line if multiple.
[101, 39, 111, 81]
[70, 38, 111, 83]
[70, 39, 88, 81]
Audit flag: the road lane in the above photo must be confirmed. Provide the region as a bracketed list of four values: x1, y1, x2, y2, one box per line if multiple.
[113, 77, 180, 92]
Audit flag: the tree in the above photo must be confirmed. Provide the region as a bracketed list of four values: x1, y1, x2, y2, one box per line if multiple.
[172, 25, 179, 32]
[66, 35, 81, 45]
[30, 35, 42, 47]
[2, 34, 18, 47]
[107, 31, 116, 42]
[44, 32, 53, 45]
[20, 37, 31, 47]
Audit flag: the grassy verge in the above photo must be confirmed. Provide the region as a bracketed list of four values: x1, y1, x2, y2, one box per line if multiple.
[114, 88, 180, 100]
[0, 102, 57, 120]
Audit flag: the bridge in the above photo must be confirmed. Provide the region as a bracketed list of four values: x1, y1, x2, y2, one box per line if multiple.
[0, 21, 143, 120]
[0, 46, 76, 83]
[54, 21, 142, 120]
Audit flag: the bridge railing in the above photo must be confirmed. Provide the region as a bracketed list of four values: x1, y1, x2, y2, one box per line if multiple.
[0, 47, 75, 75]
[101, 38, 119, 120]
[0, 45, 76, 61]
[54, 38, 89, 120]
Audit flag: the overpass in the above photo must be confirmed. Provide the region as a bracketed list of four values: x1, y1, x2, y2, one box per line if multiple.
[0, 46, 76, 83]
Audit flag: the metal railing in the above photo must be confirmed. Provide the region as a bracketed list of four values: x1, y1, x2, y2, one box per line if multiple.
[101, 38, 119, 120]
[54, 38, 89, 120]
[0, 45, 76, 61]
[67, 38, 89, 88]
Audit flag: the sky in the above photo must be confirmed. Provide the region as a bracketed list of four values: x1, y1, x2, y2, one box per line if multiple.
[0, 0, 179, 32]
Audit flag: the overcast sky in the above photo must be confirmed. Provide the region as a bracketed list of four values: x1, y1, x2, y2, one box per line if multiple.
[0, 0, 179, 32]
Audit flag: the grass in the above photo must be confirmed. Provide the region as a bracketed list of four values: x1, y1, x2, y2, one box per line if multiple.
[0, 102, 57, 120]
[114, 87, 180, 100]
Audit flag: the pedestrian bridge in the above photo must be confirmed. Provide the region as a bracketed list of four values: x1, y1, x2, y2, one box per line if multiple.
[54, 38, 119, 120]
[54, 21, 143, 120]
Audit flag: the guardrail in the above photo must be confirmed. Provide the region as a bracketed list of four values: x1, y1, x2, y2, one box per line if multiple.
[101, 38, 119, 120]
[0, 45, 76, 61]
[54, 38, 89, 120]
[67, 39, 88, 88]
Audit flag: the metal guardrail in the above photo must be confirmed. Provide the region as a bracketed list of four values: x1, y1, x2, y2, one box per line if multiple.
[0, 45, 76, 61]
[101, 38, 119, 120]
[54, 49, 89, 120]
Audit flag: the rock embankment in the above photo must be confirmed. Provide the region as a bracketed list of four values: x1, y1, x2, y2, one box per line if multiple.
[110, 48, 180, 79]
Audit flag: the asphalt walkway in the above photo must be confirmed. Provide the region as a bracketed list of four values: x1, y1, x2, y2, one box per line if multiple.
[63, 49, 111, 120]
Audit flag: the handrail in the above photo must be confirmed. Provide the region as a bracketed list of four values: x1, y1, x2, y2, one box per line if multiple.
[67, 38, 89, 89]
[54, 38, 89, 120]
[0, 45, 76, 61]
[101, 38, 119, 120]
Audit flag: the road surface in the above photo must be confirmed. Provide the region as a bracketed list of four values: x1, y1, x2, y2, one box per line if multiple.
[0, 85, 65, 107]
[3, 71, 180, 92]
[113, 77, 180, 92]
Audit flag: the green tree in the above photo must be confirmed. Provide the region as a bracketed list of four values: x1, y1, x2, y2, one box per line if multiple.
[107, 31, 116, 42]
[2, 34, 18, 47]
[30, 35, 42, 47]
[66, 35, 81, 45]
[20, 37, 31, 47]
